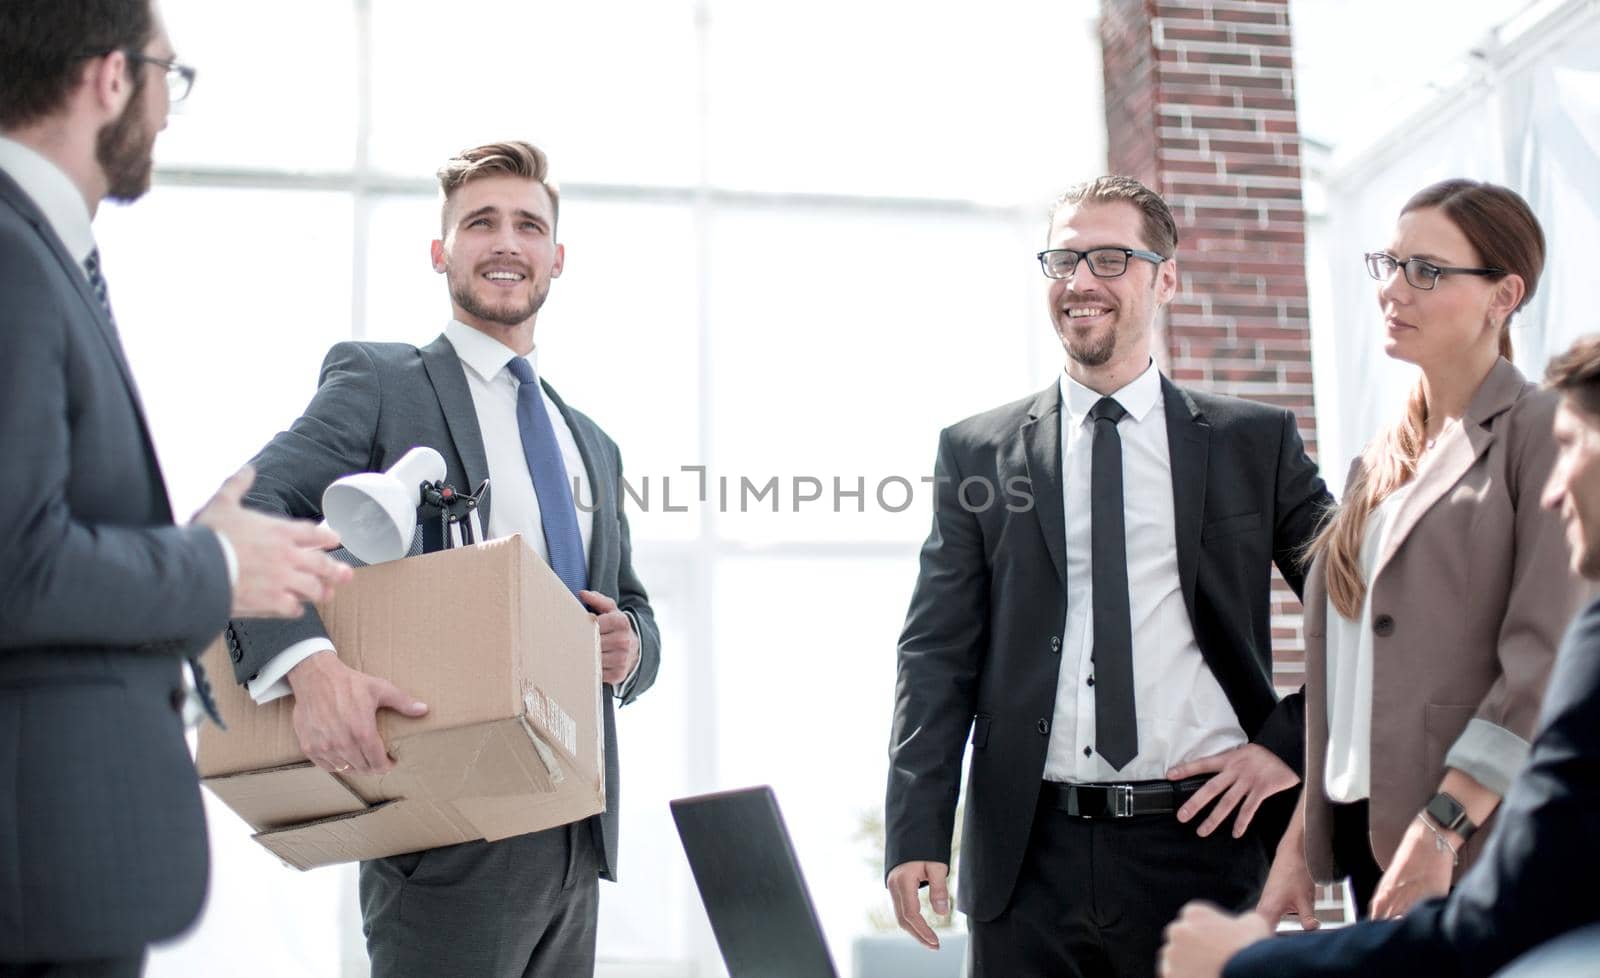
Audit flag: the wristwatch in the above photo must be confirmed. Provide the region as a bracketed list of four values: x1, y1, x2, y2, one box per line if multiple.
[1423, 792, 1479, 841]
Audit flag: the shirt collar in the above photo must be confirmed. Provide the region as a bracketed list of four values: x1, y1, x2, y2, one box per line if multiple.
[444, 319, 541, 385]
[1060, 358, 1162, 426]
[0, 135, 96, 266]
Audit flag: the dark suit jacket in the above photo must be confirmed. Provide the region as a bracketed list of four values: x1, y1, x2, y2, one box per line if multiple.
[224, 336, 659, 880]
[885, 376, 1330, 921]
[0, 169, 230, 959]
[1226, 596, 1600, 978]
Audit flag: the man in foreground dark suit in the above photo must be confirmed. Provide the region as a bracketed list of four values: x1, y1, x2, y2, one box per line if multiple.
[1158, 332, 1600, 978]
[0, 2, 352, 974]
[224, 140, 660, 978]
[884, 175, 1331, 977]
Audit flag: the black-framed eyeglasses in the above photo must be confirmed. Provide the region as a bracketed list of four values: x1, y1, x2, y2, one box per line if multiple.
[1364, 251, 1503, 291]
[1037, 247, 1166, 280]
[80, 49, 197, 102]
[126, 52, 196, 103]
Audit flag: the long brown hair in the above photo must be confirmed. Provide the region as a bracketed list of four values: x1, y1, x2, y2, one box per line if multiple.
[1315, 180, 1546, 619]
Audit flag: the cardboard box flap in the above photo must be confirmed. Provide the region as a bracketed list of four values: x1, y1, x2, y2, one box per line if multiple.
[456, 774, 605, 843]
[241, 718, 607, 870]
[387, 717, 565, 802]
[203, 763, 367, 832]
[253, 799, 469, 872]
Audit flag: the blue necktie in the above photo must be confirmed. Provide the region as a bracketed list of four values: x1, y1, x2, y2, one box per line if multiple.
[506, 357, 588, 596]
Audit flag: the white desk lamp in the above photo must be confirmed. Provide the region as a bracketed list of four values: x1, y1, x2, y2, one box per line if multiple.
[321, 446, 448, 565]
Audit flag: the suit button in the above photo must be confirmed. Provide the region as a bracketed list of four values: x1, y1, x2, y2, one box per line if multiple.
[169, 687, 185, 713]
[230, 646, 242, 663]
[1049, 636, 1061, 653]
[1037, 718, 1051, 735]
[1373, 614, 1395, 637]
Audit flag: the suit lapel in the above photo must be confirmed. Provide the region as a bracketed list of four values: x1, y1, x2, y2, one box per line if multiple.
[1373, 358, 1526, 583]
[541, 379, 613, 583]
[420, 335, 494, 525]
[0, 170, 171, 518]
[0, 172, 141, 400]
[1162, 376, 1209, 622]
[1018, 384, 1067, 585]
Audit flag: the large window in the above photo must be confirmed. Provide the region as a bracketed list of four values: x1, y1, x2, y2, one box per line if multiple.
[104, 2, 1104, 974]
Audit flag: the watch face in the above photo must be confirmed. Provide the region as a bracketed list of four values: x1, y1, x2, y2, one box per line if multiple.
[1427, 793, 1473, 836]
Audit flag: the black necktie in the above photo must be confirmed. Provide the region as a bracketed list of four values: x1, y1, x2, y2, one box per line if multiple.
[1089, 396, 1137, 770]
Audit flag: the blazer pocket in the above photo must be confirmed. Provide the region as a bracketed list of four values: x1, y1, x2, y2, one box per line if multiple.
[1424, 703, 1477, 779]
[971, 714, 992, 750]
[1201, 511, 1261, 541]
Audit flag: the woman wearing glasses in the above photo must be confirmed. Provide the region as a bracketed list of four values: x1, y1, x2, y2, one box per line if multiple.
[1252, 179, 1589, 927]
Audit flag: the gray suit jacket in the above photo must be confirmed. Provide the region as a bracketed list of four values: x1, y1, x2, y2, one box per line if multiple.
[224, 336, 660, 880]
[0, 169, 230, 959]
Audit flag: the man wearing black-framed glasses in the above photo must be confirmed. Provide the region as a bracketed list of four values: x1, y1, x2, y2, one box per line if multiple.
[121, 51, 197, 104]
[0, 2, 351, 976]
[886, 175, 1330, 977]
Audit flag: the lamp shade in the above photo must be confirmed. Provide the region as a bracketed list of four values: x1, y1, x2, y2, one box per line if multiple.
[321, 446, 447, 565]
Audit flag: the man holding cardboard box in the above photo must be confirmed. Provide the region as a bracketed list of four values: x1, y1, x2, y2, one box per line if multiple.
[222, 140, 660, 978]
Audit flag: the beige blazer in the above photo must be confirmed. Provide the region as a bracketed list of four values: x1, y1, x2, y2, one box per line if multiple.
[1303, 358, 1592, 880]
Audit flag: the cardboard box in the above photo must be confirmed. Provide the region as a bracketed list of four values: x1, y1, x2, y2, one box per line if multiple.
[196, 534, 604, 870]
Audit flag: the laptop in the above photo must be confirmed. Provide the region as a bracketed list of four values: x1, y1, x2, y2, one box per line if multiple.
[670, 785, 840, 978]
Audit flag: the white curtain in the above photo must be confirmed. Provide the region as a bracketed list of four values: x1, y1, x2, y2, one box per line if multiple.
[1312, 8, 1600, 490]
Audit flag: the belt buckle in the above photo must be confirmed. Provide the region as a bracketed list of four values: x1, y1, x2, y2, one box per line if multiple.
[1111, 784, 1135, 817]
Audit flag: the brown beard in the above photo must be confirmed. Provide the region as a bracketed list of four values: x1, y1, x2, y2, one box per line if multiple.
[97, 73, 156, 203]
[1063, 323, 1117, 366]
[450, 269, 550, 327]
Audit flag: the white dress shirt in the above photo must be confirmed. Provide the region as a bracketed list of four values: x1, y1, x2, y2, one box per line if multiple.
[0, 135, 96, 265]
[1042, 360, 1247, 783]
[250, 320, 615, 702]
[444, 319, 595, 558]
[1323, 484, 1412, 802]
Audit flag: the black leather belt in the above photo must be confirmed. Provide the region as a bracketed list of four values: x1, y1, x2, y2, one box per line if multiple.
[1040, 776, 1213, 819]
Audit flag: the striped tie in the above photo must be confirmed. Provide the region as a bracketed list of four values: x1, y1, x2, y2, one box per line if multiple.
[84, 248, 115, 323]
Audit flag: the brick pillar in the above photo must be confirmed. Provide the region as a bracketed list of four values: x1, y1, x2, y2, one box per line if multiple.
[1099, 0, 1335, 915]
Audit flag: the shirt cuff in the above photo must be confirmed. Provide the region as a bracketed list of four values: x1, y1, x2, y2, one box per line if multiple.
[1444, 717, 1531, 796]
[617, 609, 642, 698]
[214, 529, 239, 588]
[248, 638, 335, 704]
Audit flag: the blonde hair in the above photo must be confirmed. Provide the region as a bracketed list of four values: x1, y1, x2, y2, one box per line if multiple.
[1314, 180, 1544, 619]
[436, 140, 560, 234]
